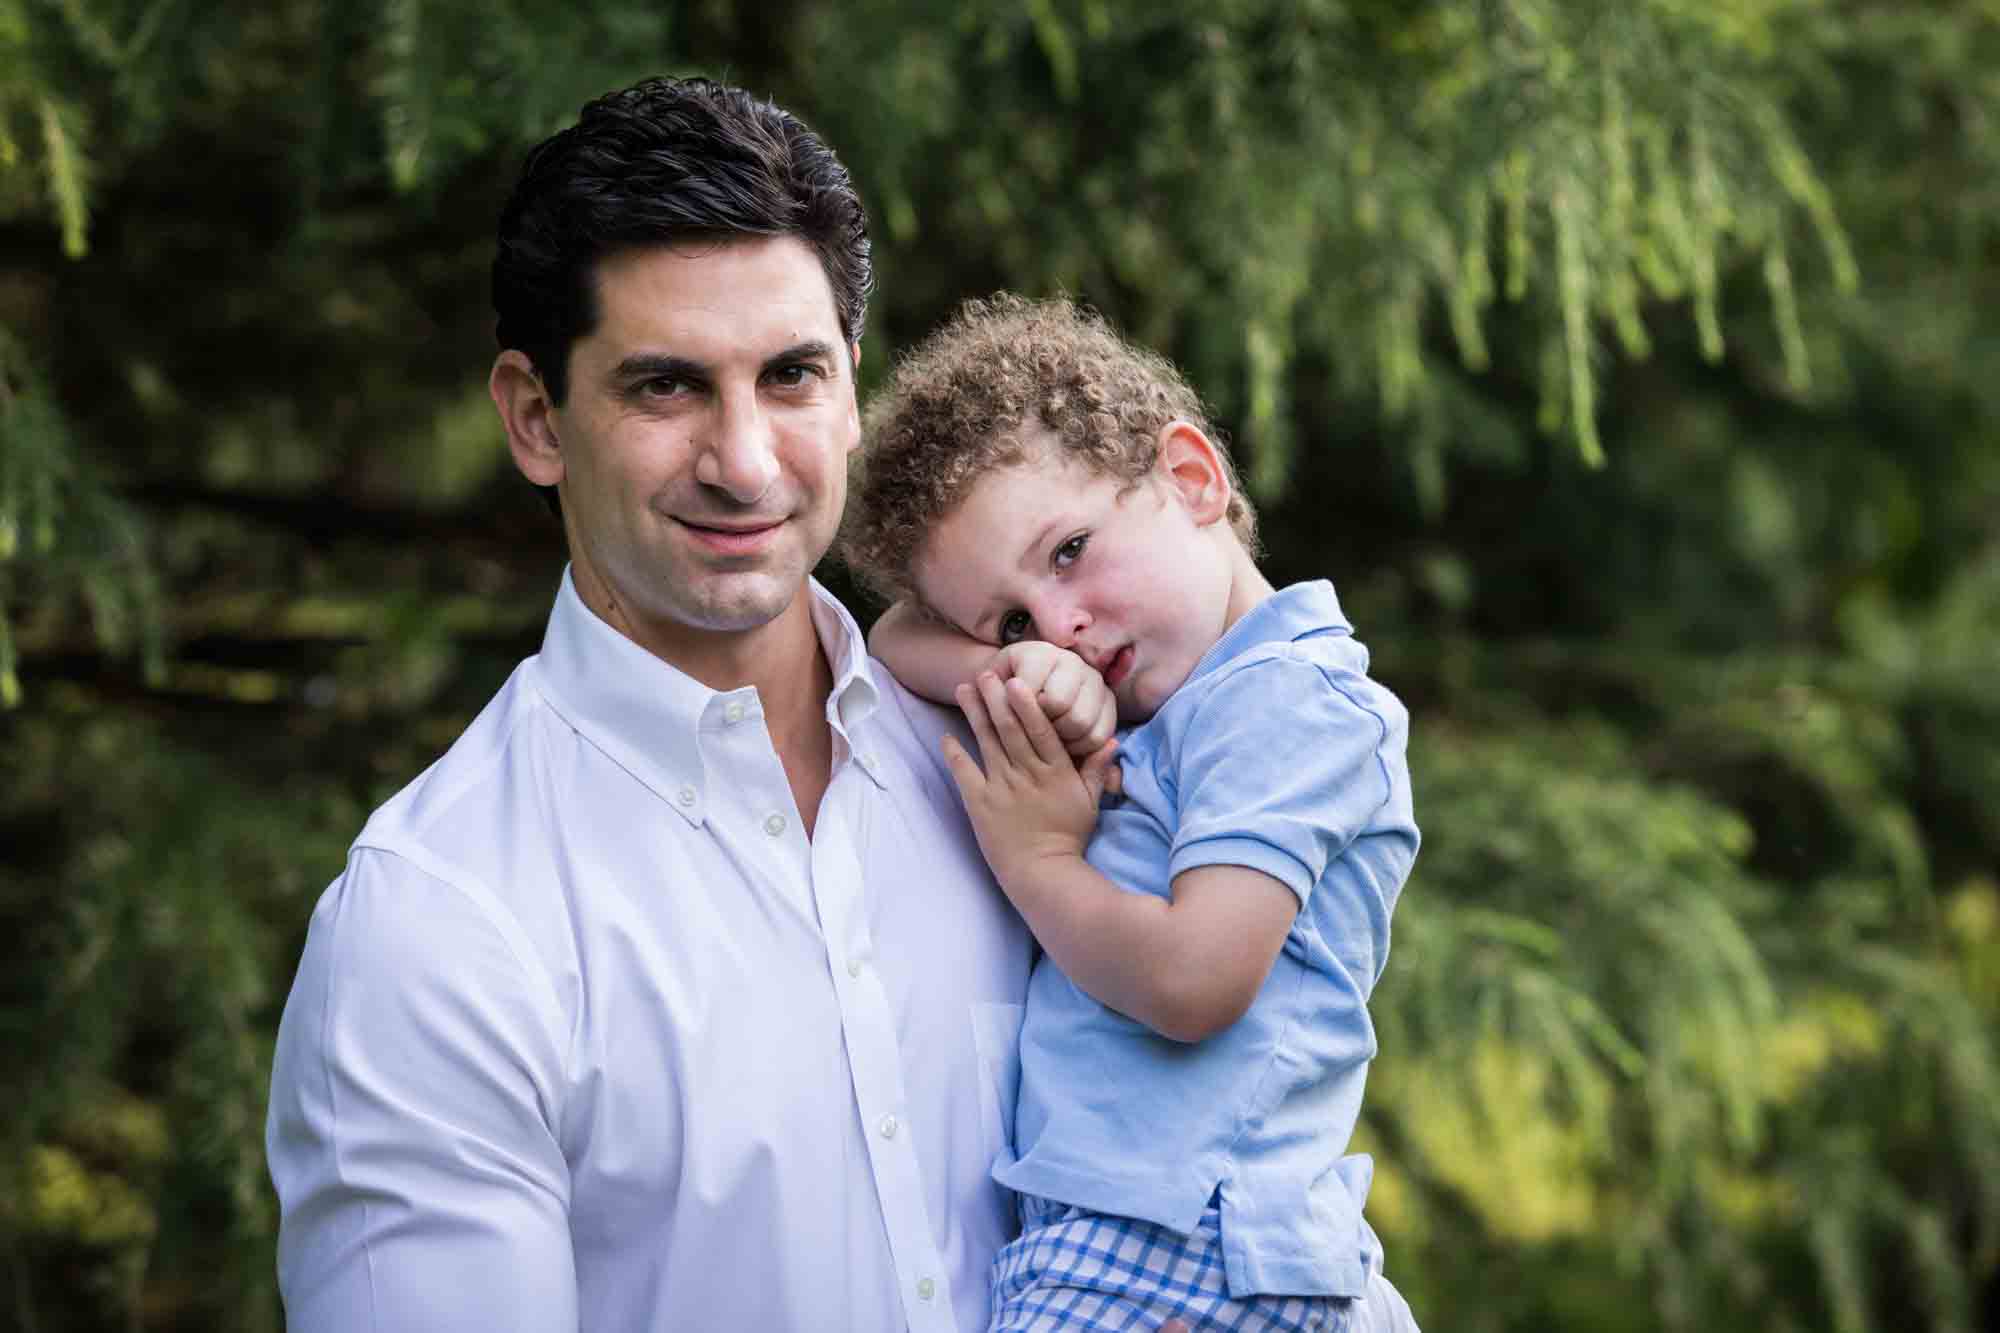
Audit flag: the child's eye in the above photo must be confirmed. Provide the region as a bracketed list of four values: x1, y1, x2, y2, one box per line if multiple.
[998, 610, 1033, 645]
[1053, 534, 1087, 567]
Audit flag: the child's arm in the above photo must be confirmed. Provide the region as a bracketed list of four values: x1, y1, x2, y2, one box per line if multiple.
[870, 600, 1118, 758]
[943, 671, 1297, 1043]
[867, 599, 995, 704]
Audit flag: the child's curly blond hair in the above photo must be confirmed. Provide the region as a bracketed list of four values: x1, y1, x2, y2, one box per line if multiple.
[841, 293, 1259, 602]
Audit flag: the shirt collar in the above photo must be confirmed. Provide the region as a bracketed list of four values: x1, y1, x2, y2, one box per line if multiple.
[1183, 579, 1352, 688]
[534, 568, 887, 824]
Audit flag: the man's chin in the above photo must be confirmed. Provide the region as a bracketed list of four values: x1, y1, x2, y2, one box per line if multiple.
[669, 568, 807, 634]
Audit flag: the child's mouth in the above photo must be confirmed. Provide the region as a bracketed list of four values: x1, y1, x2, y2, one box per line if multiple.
[1103, 645, 1135, 690]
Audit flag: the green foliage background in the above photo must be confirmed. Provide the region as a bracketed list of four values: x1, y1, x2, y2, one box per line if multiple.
[3, 1, 1997, 1329]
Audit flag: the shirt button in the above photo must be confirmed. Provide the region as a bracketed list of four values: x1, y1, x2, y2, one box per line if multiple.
[724, 700, 745, 724]
[916, 1277, 936, 1302]
[878, 1113, 898, 1140]
[846, 957, 863, 978]
[677, 785, 697, 807]
[763, 812, 786, 837]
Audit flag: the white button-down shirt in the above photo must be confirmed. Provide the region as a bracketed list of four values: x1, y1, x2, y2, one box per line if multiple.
[266, 571, 1033, 1332]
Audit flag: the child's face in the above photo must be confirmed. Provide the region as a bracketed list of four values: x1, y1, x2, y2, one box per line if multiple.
[913, 441, 1237, 722]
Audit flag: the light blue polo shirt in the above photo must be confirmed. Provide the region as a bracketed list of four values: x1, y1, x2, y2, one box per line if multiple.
[992, 580, 1419, 1299]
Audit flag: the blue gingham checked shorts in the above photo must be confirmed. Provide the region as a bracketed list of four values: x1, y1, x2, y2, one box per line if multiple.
[989, 1193, 1421, 1332]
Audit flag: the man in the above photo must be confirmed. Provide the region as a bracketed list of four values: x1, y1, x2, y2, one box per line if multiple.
[264, 77, 1036, 1331]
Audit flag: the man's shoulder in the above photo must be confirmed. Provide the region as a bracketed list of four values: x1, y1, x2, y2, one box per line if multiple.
[858, 662, 1016, 873]
[866, 662, 959, 740]
[319, 656, 575, 989]
[861, 662, 970, 785]
[355, 657, 550, 856]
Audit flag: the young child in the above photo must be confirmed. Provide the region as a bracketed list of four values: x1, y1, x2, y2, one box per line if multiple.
[843, 294, 1421, 1333]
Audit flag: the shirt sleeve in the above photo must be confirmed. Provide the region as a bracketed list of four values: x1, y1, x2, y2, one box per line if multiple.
[1167, 652, 1410, 907]
[266, 845, 577, 1332]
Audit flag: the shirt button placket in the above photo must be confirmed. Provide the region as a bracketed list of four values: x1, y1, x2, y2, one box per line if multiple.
[812, 802, 951, 1332]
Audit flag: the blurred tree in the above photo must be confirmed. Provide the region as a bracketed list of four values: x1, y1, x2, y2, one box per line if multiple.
[1, 1, 1996, 1330]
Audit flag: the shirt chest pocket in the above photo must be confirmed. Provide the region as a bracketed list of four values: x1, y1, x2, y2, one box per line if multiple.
[970, 1001, 1025, 1160]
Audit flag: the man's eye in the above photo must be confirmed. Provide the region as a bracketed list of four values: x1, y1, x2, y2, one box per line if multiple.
[1053, 534, 1087, 567]
[769, 364, 817, 388]
[640, 377, 692, 398]
[998, 610, 1033, 645]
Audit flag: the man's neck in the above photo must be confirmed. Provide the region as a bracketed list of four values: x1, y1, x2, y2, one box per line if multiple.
[585, 577, 839, 837]
[655, 597, 825, 701]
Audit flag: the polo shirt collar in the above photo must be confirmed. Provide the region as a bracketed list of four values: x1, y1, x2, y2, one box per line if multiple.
[1183, 579, 1352, 688]
[534, 568, 887, 824]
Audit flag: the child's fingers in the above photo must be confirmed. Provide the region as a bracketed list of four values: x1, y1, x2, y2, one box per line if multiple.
[954, 682, 1008, 775]
[977, 672, 1043, 771]
[1077, 738, 1120, 804]
[938, 733, 986, 798]
[1066, 710, 1116, 758]
[1067, 672, 1117, 754]
[994, 641, 1055, 693]
[1004, 677, 1071, 767]
[1037, 654, 1083, 718]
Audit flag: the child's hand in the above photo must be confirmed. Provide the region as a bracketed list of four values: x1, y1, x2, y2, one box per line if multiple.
[942, 671, 1119, 888]
[990, 641, 1118, 759]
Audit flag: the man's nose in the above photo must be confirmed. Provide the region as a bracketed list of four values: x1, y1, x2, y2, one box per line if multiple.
[695, 390, 780, 503]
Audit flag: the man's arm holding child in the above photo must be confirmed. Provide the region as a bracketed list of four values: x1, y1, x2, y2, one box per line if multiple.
[944, 671, 1296, 1043]
[871, 601, 1118, 758]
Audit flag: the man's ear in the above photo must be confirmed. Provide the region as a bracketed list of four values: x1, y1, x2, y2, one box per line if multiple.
[490, 349, 564, 488]
[1155, 420, 1232, 527]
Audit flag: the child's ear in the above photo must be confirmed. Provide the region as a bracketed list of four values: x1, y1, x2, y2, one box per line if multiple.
[1154, 420, 1232, 527]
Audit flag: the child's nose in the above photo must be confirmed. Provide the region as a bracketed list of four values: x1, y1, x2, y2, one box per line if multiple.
[1037, 599, 1090, 648]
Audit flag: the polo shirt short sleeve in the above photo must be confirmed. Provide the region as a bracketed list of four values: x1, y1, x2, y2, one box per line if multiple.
[1168, 650, 1400, 906]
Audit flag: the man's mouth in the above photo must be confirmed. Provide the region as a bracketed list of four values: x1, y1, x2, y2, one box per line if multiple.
[678, 517, 784, 555]
[1102, 644, 1135, 690]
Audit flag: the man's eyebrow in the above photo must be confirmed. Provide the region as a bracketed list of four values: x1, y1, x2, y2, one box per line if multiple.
[608, 343, 840, 387]
[609, 352, 706, 385]
[763, 339, 841, 373]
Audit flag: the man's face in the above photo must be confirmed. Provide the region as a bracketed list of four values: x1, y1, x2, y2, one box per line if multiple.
[546, 237, 860, 659]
